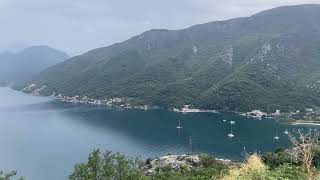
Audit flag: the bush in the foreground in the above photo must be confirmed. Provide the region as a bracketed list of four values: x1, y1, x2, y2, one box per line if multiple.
[269, 163, 307, 180]
[221, 154, 312, 180]
[262, 148, 299, 169]
[221, 154, 269, 180]
[0, 171, 23, 180]
[69, 150, 229, 180]
[150, 166, 227, 180]
[69, 149, 147, 180]
[70, 150, 320, 180]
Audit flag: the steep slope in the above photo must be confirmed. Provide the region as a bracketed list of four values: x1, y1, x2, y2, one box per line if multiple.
[0, 46, 69, 86]
[28, 4, 320, 112]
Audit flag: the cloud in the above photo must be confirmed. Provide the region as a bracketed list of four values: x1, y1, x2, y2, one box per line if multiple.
[0, 0, 319, 55]
[190, 0, 320, 20]
[143, 20, 152, 26]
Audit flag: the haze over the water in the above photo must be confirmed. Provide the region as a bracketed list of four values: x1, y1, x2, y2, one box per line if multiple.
[0, 0, 320, 55]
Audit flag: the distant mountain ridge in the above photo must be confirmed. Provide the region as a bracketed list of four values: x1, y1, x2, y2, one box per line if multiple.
[26, 4, 320, 112]
[0, 46, 69, 86]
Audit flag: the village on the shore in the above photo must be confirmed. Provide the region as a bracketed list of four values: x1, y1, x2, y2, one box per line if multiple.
[21, 84, 320, 122]
[22, 84, 151, 110]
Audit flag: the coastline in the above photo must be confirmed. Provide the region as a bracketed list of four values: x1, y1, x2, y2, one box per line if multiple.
[289, 120, 320, 126]
[16, 84, 320, 122]
[18, 84, 222, 113]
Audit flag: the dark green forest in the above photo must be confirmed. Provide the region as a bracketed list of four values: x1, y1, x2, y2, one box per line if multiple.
[25, 5, 320, 112]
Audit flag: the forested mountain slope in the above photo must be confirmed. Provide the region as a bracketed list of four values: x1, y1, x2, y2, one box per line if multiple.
[27, 5, 320, 112]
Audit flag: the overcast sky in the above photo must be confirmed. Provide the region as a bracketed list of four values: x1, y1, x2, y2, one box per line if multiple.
[1, 0, 319, 55]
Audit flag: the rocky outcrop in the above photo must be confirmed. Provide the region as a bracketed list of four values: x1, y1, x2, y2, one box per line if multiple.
[144, 154, 199, 175]
[143, 154, 233, 175]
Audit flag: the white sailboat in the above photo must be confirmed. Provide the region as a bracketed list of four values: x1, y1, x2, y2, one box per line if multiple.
[274, 131, 279, 140]
[176, 119, 183, 129]
[284, 128, 289, 135]
[223, 114, 227, 123]
[228, 125, 235, 138]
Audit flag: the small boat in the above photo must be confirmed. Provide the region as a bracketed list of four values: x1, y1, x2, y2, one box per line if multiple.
[176, 120, 183, 129]
[284, 128, 289, 135]
[222, 119, 227, 122]
[228, 133, 235, 138]
[274, 131, 279, 140]
[228, 126, 235, 138]
[230, 121, 236, 125]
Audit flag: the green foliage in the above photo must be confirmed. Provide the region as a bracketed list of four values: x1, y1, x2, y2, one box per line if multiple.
[222, 154, 270, 180]
[27, 5, 320, 112]
[69, 149, 229, 180]
[199, 154, 226, 170]
[150, 166, 227, 180]
[312, 148, 320, 168]
[70, 149, 320, 180]
[151, 155, 228, 180]
[25, 5, 320, 111]
[269, 164, 308, 180]
[69, 149, 146, 180]
[150, 171, 183, 180]
[263, 147, 320, 169]
[221, 154, 313, 180]
[0, 170, 23, 180]
[262, 149, 297, 169]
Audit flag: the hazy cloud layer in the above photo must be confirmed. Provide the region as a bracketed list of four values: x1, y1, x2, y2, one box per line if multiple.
[0, 0, 319, 55]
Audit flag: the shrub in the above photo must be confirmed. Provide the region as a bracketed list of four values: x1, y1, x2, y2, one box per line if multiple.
[262, 150, 296, 169]
[69, 149, 146, 180]
[269, 163, 307, 180]
[0, 171, 23, 180]
[199, 154, 221, 168]
[221, 154, 269, 180]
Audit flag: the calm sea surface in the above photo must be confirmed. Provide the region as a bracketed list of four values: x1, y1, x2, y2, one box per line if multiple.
[0, 87, 303, 179]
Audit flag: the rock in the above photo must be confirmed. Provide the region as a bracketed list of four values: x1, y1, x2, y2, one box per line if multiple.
[143, 154, 235, 175]
[144, 154, 200, 175]
[186, 155, 200, 165]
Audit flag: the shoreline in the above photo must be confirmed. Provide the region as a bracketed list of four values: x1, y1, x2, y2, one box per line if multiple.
[15, 85, 320, 122]
[290, 121, 320, 126]
[18, 84, 223, 113]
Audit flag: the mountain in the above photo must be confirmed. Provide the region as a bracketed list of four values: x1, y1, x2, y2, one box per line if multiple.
[26, 5, 320, 112]
[0, 46, 69, 86]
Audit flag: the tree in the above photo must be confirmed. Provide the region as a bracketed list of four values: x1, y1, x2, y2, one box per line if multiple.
[221, 153, 269, 180]
[0, 171, 23, 180]
[287, 129, 320, 180]
[69, 149, 146, 180]
[262, 150, 295, 169]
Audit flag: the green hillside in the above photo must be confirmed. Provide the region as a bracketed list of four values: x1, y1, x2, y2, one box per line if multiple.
[26, 5, 320, 112]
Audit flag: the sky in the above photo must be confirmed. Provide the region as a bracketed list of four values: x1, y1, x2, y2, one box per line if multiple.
[0, 0, 320, 55]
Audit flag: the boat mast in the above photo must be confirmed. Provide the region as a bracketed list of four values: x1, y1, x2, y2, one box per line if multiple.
[188, 136, 193, 155]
